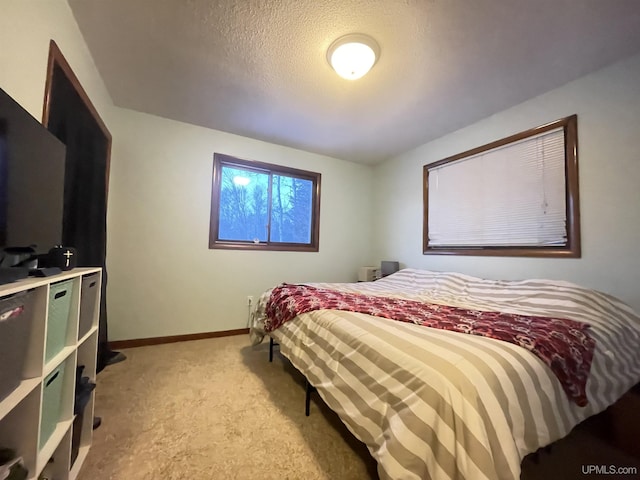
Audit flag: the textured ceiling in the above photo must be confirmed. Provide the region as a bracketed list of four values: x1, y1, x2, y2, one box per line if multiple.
[69, 0, 640, 164]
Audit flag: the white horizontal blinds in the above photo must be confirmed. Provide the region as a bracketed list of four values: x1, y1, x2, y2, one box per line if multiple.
[428, 128, 566, 247]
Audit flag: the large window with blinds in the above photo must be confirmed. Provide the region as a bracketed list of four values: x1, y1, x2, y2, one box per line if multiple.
[423, 115, 580, 257]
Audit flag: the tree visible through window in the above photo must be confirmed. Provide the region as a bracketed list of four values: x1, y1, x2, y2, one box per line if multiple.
[209, 153, 321, 251]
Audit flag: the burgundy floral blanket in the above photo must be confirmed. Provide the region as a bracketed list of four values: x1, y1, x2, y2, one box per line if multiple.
[265, 284, 596, 406]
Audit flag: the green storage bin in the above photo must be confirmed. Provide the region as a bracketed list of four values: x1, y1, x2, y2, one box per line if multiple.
[45, 280, 74, 362]
[40, 362, 66, 448]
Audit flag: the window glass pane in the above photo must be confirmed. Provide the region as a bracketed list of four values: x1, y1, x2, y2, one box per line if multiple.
[210, 153, 320, 251]
[218, 165, 268, 242]
[270, 174, 313, 244]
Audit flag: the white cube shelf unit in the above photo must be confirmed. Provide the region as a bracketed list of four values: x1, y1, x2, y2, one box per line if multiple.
[0, 268, 101, 480]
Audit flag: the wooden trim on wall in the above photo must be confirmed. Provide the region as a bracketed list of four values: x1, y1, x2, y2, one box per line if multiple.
[109, 328, 250, 349]
[42, 39, 112, 199]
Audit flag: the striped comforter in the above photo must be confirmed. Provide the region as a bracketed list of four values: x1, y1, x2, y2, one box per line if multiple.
[250, 269, 640, 480]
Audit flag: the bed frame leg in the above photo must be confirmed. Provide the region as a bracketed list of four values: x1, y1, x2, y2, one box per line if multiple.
[269, 337, 274, 362]
[305, 379, 316, 416]
[269, 337, 280, 362]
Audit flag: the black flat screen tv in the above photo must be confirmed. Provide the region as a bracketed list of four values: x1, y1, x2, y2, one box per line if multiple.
[0, 87, 66, 259]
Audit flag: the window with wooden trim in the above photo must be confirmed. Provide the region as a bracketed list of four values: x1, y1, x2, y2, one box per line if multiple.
[209, 153, 321, 251]
[423, 115, 580, 257]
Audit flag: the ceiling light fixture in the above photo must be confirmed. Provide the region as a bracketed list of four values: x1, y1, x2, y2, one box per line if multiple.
[327, 34, 380, 80]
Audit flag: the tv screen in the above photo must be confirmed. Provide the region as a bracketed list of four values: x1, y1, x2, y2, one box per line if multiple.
[0, 87, 66, 257]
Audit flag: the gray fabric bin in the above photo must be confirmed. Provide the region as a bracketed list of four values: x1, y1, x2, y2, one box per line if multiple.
[0, 290, 35, 401]
[78, 273, 99, 339]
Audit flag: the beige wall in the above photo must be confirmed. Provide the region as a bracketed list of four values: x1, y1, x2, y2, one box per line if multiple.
[373, 53, 640, 311]
[106, 108, 374, 340]
[0, 0, 113, 126]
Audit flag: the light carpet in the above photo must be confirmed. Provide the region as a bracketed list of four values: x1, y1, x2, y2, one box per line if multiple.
[79, 335, 376, 479]
[79, 335, 639, 479]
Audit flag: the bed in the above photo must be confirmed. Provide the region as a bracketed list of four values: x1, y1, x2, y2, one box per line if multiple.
[250, 268, 640, 480]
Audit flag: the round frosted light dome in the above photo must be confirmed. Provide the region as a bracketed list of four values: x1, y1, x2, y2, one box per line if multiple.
[327, 34, 380, 80]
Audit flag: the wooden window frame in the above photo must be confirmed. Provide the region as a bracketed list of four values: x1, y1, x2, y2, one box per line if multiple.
[209, 153, 321, 252]
[423, 115, 580, 257]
